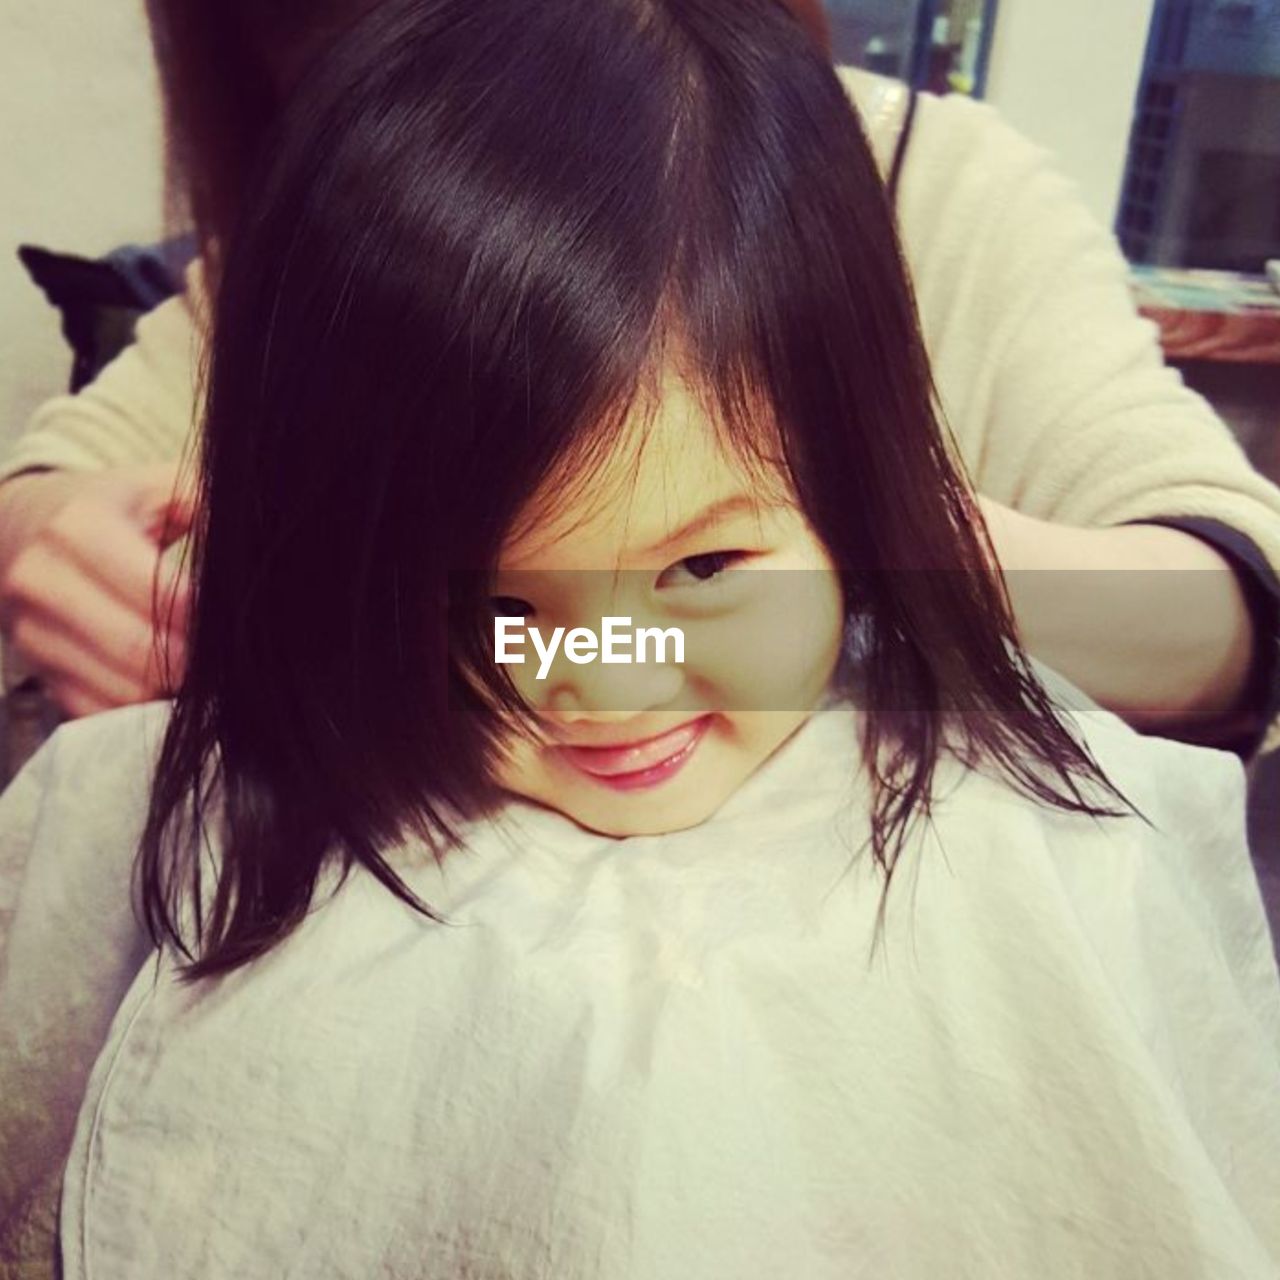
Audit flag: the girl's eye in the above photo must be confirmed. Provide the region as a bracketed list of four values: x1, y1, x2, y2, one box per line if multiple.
[491, 596, 535, 619]
[657, 550, 745, 588]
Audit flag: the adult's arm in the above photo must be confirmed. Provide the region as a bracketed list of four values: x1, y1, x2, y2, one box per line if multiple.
[887, 81, 1280, 753]
[978, 496, 1271, 748]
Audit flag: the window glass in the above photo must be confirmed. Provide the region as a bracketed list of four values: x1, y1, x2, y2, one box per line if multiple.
[1118, 0, 1280, 270]
[821, 0, 997, 96]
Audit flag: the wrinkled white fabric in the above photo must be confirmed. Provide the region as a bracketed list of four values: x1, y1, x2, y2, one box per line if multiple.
[0, 706, 157, 1232]
[0, 698, 1271, 1278]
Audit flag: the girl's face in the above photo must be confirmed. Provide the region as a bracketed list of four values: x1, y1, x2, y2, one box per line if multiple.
[490, 373, 845, 836]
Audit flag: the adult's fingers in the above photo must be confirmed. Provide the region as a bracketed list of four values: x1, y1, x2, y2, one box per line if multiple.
[0, 466, 198, 717]
[8, 547, 189, 706]
[125, 461, 198, 548]
[11, 613, 153, 713]
[43, 675, 139, 721]
[39, 495, 181, 622]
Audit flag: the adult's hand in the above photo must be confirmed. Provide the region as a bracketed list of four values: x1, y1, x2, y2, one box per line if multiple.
[0, 464, 194, 718]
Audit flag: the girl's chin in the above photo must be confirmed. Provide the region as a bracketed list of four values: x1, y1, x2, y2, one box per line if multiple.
[564, 799, 725, 839]
[506, 764, 742, 838]
[556, 761, 752, 837]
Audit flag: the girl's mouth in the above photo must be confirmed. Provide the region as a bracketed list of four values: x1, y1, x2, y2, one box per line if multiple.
[557, 716, 713, 791]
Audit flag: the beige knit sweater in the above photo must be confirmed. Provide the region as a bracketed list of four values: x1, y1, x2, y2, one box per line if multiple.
[6, 69, 1280, 745]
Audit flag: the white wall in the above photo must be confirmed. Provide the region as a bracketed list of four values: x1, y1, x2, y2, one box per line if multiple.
[0, 2, 165, 448]
[983, 0, 1155, 230]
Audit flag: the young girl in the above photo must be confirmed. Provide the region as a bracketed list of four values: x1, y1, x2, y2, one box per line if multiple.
[2, 0, 1279, 1275]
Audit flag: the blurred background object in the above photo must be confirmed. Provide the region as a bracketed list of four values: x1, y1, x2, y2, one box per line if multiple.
[1112, 0, 1280, 536]
[827, 0, 1157, 231]
[0, 3, 165, 451]
[823, 0, 999, 95]
[1118, 0, 1280, 273]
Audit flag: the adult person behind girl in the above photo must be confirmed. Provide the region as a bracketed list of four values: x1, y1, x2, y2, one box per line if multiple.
[0, 0, 1278, 755]
[1, 2, 1279, 1273]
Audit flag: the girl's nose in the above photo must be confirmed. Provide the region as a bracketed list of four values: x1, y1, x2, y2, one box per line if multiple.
[538, 650, 687, 724]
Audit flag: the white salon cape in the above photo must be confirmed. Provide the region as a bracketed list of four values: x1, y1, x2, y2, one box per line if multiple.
[2, 696, 1279, 1279]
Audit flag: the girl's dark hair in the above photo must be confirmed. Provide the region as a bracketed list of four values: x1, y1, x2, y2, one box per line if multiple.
[141, 0, 1127, 980]
[143, 0, 829, 292]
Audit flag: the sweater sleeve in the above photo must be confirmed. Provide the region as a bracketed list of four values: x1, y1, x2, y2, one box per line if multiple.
[0, 280, 203, 484]
[891, 89, 1280, 753]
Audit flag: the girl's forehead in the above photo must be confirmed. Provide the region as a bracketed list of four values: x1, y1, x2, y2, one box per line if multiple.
[500, 376, 785, 571]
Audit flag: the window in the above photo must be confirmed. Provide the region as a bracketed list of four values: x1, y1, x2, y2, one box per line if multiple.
[1117, 0, 1280, 271]
[821, 0, 999, 96]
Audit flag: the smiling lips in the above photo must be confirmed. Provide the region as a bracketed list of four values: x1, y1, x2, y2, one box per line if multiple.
[557, 716, 712, 791]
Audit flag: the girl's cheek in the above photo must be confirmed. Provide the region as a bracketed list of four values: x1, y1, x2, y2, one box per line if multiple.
[683, 575, 843, 711]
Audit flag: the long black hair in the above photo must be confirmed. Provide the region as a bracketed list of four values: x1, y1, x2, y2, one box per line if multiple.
[143, 0, 829, 293]
[141, 0, 1128, 979]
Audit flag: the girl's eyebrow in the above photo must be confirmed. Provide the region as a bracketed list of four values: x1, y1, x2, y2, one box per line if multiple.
[640, 493, 775, 558]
